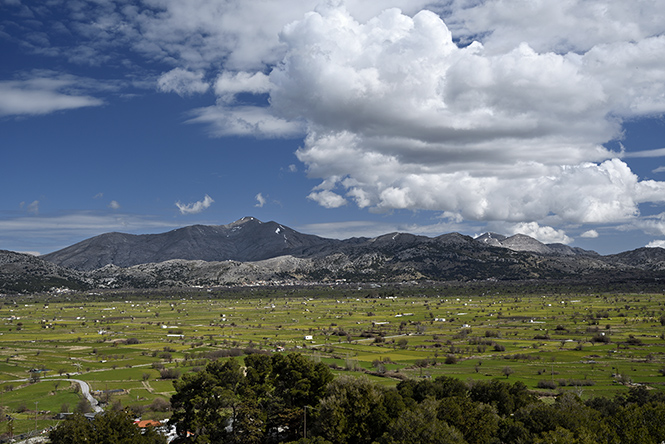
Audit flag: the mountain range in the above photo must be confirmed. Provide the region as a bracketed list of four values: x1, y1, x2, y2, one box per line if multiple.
[2, 216, 665, 293]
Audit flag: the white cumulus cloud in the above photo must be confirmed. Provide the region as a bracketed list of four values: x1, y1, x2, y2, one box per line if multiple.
[505, 222, 572, 244]
[580, 230, 599, 239]
[646, 240, 665, 249]
[307, 190, 347, 209]
[447, 0, 665, 56]
[175, 195, 214, 215]
[260, 4, 665, 232]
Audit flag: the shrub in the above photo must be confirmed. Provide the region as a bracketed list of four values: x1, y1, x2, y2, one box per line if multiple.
[565, 379, 595, 387]
[502, 366, 514, 378]
[453, 328, 472, 339]
[591, 333, 610, 343]
[29, 371, 40, 384]
[626, 336, 643, 346]
[159, 368, 181, 380]
[75, 398, 92, 414]
[414, 358, 435, 368]
[537, 380, 557, 389]
[372, 360, 386, 373]
[149, 397, 171, 412]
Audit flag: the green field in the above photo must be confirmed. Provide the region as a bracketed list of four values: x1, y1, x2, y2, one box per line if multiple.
[0, 285, 664, 438]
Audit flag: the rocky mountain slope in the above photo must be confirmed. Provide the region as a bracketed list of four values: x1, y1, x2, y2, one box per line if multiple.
[1, 217, 664, 292]
[475, 232, 598, 256]
[602, 247, 665, 271]
[0, 250, 88, 293]
[42, 217, 340, 271]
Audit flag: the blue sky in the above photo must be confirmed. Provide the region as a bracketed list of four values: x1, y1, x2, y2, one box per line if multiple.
[2, 0, 665, 256]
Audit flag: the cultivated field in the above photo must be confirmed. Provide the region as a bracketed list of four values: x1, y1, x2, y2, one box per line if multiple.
[0, 284, 664, 437]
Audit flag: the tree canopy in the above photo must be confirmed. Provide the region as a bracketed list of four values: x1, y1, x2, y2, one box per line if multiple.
[170, 352, 333, 443]
[49, 410, 166, 444]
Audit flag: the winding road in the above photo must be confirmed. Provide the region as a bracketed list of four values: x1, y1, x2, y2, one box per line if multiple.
[57, 378, 102, 413]
[12, 377, 102, 413]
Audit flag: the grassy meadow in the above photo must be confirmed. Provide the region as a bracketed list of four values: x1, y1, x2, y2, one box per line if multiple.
[0, 284, 664, 436]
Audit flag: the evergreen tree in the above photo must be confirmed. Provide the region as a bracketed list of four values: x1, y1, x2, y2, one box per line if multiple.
[49, 411, 166, 444]
[315, 375, 389, 444]
[383, 398, 467, 444]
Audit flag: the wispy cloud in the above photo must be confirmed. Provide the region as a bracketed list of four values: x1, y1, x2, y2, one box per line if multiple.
[0, 211, 179, 254]
[214, 71, 271, 103]
[27, 200, 40, 215]
[0, 72, 104, 116]
[299, 218, 472, 240]
[175, 195, 214, 215]
[187, 105, 304, 138]
[623, 148, 665, 158]
[20, 200, 40, 215]
[254, 193, 267, 208]
[157, 68, 210, 96]
[108, 200, 121, 210]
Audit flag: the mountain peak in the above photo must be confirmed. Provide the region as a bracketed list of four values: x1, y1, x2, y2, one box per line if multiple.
[475, 232, 507, 247]
[501, 234, 552, 254]
[474, 232, 552, 253]
[236, 216, 261, 224]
